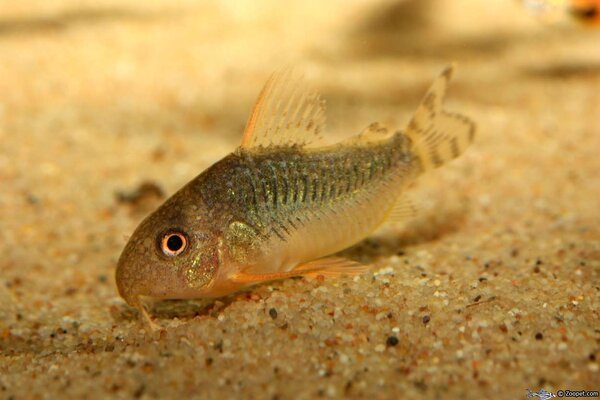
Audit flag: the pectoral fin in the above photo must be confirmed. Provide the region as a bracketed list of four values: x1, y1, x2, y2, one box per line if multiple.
[294, 257, 369, 277]
[230, 257, 368, 284]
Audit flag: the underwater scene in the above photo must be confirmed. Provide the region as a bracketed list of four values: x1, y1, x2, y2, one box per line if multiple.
[1, 0, 599, 398]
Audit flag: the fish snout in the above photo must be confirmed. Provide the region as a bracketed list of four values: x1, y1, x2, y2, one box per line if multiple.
[115, 258, 141, 307]
[115, 241, 151, 307]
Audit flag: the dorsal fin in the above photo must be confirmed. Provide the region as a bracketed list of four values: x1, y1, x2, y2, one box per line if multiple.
[240, 68, 326, 149]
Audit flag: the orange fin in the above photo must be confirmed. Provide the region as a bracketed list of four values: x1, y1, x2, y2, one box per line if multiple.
[240, 67, 326, 149]
[230, 257, 369, 284]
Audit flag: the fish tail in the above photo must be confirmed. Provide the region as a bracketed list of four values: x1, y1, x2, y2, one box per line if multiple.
[405, 65, 476, 172]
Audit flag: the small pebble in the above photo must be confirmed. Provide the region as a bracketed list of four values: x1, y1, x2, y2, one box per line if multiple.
[558, 342, 568, 351]
[422, 315, 430, 324]
[268, 308, 278, 319]
[26, 193, 40, 204]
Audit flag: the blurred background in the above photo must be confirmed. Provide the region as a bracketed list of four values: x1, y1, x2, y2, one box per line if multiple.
[0, 0, 598, 398]
[2, 0, 598, 269]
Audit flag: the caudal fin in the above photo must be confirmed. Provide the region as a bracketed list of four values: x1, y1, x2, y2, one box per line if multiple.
[406, 65, 476, 171]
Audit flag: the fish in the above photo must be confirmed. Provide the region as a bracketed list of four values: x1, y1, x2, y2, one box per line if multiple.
[522, 0, 600, 26]
[115, 65, 476, 328]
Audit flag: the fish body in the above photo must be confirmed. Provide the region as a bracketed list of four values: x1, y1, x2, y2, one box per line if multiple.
[198, 133, 414, 293]
[116, 66, 475, 325]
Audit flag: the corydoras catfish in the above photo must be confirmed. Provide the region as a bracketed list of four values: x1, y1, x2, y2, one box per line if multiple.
[116, 66, 476, 327]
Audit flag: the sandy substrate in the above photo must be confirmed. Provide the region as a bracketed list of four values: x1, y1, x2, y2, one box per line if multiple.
[0, 0, 599, 399]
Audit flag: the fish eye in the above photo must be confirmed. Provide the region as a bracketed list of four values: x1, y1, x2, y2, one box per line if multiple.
[159, 231, 188, 257]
